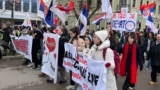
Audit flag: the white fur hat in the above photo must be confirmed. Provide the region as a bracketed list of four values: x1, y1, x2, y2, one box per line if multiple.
[95, 30, 108, 42]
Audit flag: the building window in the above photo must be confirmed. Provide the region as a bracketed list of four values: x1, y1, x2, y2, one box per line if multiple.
[23, 0, 29, 12]
[5, 0, 12, 10]
[140, 0, 143, 5]
[0, 0, 2, 9]
[133, 0, 136, 7]
[31, 0, 37, 13]
[15, 0, 21, 11]
[120, 0, 127, 6]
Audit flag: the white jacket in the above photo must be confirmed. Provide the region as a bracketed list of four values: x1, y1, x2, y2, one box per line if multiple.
[91, 40, 117, 90]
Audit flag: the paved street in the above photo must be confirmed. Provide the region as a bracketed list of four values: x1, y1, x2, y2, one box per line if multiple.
[0, 57, 160, 90]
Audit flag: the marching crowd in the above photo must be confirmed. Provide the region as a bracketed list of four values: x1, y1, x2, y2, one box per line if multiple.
[1, 21, 160, 90]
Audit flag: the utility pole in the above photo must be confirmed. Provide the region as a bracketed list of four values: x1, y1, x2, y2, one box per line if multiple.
[8, 0, 15, 25]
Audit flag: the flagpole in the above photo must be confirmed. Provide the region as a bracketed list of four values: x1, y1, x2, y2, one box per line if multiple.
[75, 16, 80, 26]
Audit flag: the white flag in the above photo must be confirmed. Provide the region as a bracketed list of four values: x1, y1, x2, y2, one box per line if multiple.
[101, 0, 113, 19]
[22, 13, 32, 29]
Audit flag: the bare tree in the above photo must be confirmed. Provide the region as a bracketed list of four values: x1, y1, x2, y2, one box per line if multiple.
[74, 0, 101, 20]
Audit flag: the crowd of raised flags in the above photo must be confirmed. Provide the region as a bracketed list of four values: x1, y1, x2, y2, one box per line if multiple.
[33, 0, 158, 34]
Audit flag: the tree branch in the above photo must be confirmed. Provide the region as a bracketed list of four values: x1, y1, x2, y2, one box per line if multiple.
[88, 0, 101, 19]
[73, 8, 79, 20]
[87, 0, 91, 14]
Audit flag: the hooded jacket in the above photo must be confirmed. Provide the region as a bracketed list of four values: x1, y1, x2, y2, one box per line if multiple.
[91, 30, 117, 90]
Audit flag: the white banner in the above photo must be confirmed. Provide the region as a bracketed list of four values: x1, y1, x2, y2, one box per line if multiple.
[10, 35, 33, 61]
[41, 33, 59, 84]
[112, 13, 137, 32]
[63, 43, 107, 90]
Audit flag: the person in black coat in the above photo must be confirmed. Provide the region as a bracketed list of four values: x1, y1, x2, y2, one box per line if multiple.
[57, 25, 69, 84]
[142, 32, 154, 70]
[1, 23, 14, 56]
[149, 34, 160, 85]
[31, 24, 43, 69]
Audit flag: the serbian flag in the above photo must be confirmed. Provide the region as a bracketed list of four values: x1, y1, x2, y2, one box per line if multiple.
[50, 4, 68, 24]
[44, 1, 53, 27]
[101, 0, 113, 19]
[80, 5, 88, 35]
[92, 13, 106, 25]
[38, 0, 48, 18]
[140, 2, 155, 19]
[56, 0, 75, 12]
[145, 15, 158, 33]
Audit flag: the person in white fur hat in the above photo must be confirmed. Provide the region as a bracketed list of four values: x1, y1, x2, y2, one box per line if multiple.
[91, 30, 117, 90]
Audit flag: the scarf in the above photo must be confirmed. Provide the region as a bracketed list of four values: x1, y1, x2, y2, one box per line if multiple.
[120, 42, 137, 84]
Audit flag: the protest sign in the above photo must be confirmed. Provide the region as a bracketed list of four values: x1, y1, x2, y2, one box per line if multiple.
[41, 33, 59, 84]
[121, 7, 128, 14]
[112, 13, 137, 32]
[10, 35, 33, 61]
[63, 43, 106, 90]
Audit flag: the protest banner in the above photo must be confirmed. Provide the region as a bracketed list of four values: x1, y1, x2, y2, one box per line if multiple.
[112, 13, 137, 32]
[63, 43, 107, 90]
[41, 33, 59, 84]
[10, 35, 33, 61]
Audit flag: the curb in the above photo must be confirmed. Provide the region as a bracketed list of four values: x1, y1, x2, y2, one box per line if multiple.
[1, 55, 24, 60]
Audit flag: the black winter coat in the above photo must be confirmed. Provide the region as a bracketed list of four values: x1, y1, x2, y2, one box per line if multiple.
[58, 32, 69, 67]
[3, 27, 12, 42]
[142, 39, 154, 60]
[150, 42, 160, 66]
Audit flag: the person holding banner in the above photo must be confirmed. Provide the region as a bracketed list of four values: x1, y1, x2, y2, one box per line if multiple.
[66, 27, 79, 90]
[77, 35, 93, 90]
[120, 32, 143, 90]
[91, 30, 117, 90]
[57, 25, 69, 84]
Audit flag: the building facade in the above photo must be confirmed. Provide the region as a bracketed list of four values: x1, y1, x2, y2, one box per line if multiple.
[58, 0, 160, 31]
[0, 0, 41, 27]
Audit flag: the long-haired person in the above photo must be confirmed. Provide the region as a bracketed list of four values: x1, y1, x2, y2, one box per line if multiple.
[91, 30, 117, 90]
[120, 32, 143, 90]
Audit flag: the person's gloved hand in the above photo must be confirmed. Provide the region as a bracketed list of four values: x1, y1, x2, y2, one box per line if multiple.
[105, 63, 111, 68]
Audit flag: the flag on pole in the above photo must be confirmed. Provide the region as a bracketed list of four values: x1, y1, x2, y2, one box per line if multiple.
[44, 1, 53, 27]
[56, 0, 75, 12]
[38, 0, 48, 18]
[140, 2, 155, 19]
[145, 15, 158, 33]
[22, 13, 32, 30]
[92, 13, 106, 25]
[101, 0, 113, 19]
[50, 5, 68, 24]
[79, 5, 88, 35]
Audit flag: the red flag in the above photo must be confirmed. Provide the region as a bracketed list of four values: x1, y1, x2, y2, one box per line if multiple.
[56, 0, 74, 12]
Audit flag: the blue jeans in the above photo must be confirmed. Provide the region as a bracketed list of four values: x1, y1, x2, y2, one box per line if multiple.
[146, 59, 151, 69]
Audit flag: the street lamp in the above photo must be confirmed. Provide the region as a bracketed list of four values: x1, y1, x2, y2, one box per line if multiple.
[8, 0, 19, 25]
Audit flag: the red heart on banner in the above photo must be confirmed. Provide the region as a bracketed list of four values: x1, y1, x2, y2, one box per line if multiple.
[46, 37, 56, 52]
[54, 53, 56, 59]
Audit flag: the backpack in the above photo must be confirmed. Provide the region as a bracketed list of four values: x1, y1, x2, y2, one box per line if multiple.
[102, 48, 120, 74]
